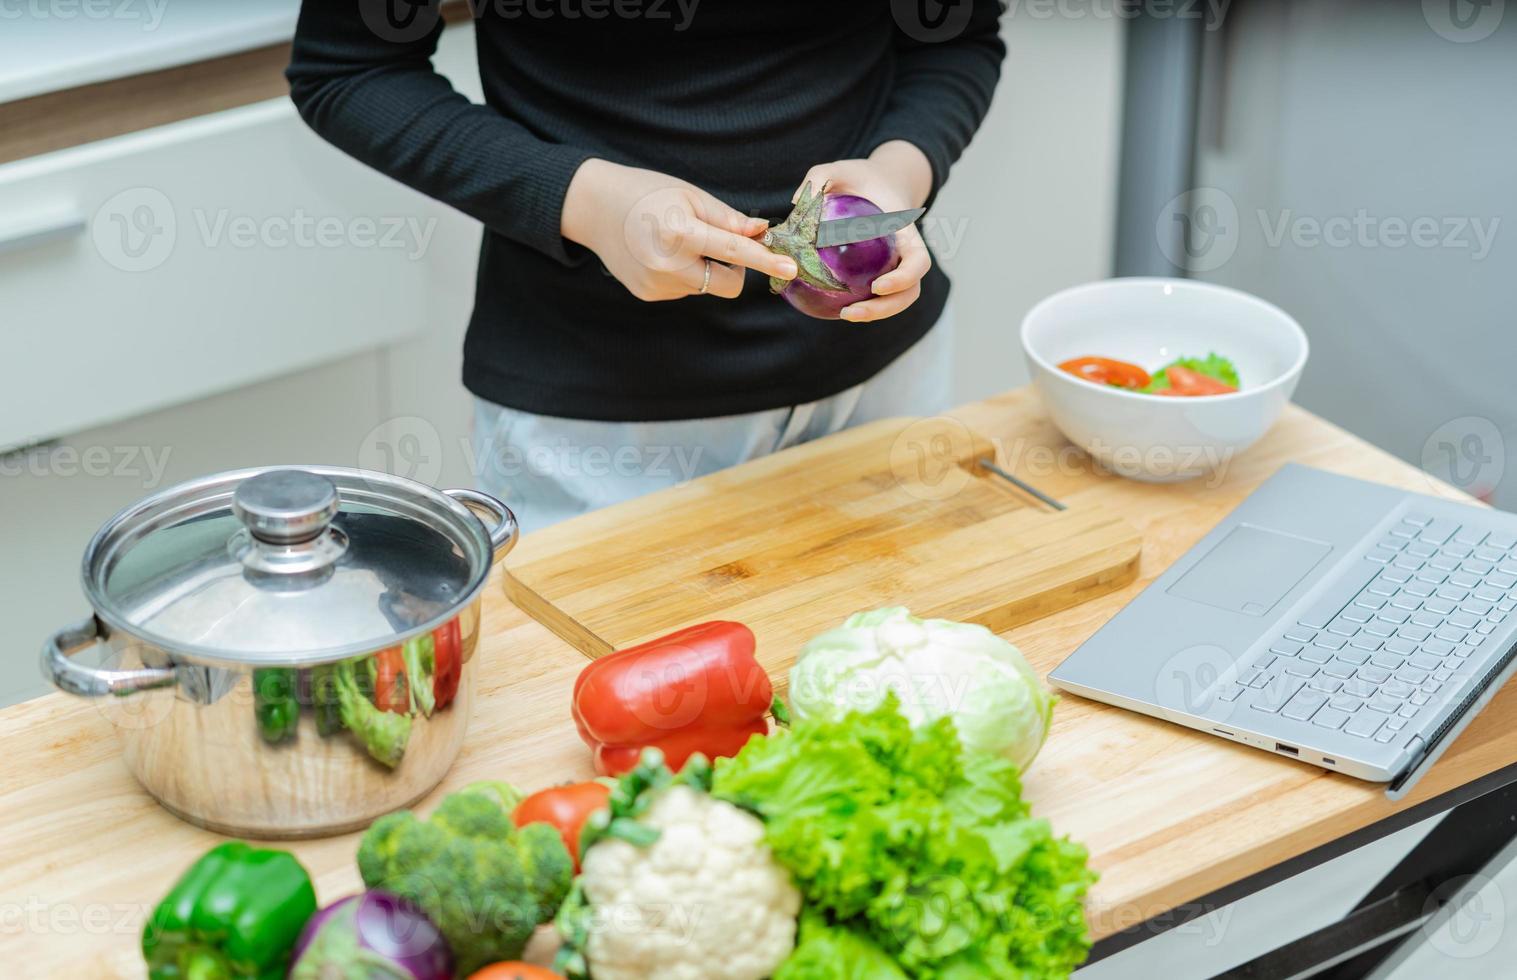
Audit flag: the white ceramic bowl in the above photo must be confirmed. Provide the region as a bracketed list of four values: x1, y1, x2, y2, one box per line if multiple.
[1021, 278, 1308, 482]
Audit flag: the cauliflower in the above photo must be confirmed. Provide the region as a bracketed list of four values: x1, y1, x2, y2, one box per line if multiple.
[555, 753, 800, 980]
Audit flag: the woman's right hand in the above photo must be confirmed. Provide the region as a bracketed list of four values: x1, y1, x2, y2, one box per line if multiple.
[561, 159, 797, 301]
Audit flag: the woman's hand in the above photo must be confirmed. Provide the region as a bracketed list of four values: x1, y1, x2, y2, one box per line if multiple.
[562, 159, 797, 301]
[794, 140, 934, 322]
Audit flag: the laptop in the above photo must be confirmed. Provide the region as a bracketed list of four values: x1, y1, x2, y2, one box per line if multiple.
[1049, 463, 1517, 799]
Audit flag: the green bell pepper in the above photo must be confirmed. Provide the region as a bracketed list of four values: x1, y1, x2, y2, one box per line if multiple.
[306, 664, 343, 737]
[253, 668, 299, 744]
[142, 841, 317, 980]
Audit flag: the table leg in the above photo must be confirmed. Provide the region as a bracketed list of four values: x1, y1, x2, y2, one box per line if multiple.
[1086, 763, 1517, 976]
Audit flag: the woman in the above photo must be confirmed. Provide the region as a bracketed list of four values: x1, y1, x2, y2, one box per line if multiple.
[288, 1, 1004, 529]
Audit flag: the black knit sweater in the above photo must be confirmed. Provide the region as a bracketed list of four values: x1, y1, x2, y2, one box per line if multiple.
[288, 1, 1005, 421]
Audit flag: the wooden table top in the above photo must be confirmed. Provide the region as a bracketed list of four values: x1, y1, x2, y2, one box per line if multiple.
[5, 387, 1509, 977]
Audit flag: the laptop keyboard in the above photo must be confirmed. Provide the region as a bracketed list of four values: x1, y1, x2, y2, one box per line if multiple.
[1216, 516, 1517, 745]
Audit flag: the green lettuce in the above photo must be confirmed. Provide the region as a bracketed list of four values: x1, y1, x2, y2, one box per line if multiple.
[1140, 352, 1240, 393]
[712, 699, 1095, 979]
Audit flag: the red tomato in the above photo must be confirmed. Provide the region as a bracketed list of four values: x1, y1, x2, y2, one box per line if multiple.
[1164, 365, 1236, 396]
[512, 781, 612, 871]
[1058, 356, 1152, 390]
[372, 647, 407, 713]
[467, 965, 562, 980]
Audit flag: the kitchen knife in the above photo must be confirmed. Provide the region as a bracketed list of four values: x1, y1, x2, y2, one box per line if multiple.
[814, 207, 925, 249]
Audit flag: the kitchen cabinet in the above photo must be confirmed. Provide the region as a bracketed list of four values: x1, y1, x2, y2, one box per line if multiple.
[0, 23, 484, 706]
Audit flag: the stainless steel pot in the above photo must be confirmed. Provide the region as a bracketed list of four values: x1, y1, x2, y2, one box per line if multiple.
[40, 466, 519, 838]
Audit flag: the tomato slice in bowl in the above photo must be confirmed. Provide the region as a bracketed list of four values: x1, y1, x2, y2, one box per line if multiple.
[1058, 356, 1152, 390]
[1163, 365, 1237, 396]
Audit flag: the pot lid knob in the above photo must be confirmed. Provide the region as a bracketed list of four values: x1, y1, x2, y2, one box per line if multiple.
[233, 469, 340, 544]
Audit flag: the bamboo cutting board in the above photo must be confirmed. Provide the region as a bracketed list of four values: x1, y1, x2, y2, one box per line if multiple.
[503, 416, 1142, 682]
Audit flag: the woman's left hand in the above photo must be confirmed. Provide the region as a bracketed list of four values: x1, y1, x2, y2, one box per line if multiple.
[795, 140, 934, 323]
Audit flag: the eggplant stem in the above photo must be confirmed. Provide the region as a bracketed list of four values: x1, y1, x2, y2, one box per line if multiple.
[764, 181, 846, 292]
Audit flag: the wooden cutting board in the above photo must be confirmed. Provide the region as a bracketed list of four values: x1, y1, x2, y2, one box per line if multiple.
[503, 416, 1142, 683]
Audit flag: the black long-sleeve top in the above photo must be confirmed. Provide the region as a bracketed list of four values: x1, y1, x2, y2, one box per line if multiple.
[288, 1, 1005, 421]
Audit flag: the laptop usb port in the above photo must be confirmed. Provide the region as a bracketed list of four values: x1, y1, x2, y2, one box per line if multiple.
[1275, 743, 1299, 756]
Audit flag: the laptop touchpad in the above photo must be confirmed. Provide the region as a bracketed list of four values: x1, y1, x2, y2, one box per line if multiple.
[1168, 524, 1331, 616]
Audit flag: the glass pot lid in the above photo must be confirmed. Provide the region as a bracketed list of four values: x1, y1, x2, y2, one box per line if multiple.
[81, 466, 496, 667]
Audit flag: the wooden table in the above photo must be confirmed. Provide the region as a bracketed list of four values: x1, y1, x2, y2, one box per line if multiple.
[5, 388, 1514, 977]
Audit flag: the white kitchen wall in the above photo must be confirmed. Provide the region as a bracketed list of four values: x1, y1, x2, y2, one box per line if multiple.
[937, 5, 1126, 402]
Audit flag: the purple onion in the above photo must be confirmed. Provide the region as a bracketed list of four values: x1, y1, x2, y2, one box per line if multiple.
[289, 891, 452, 980]
[764, 184, 902, 320]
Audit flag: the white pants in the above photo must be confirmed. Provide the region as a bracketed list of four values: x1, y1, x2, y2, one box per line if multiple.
[472, 309, 956, 531]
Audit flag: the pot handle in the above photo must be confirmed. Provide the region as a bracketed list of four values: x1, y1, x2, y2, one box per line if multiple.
[444, 488, 520, 559]
[41, 617, 178, 698]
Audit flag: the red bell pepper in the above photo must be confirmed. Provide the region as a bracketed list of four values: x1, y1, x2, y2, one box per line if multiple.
[572, 621, 774, 776]
[433, 618, 462, 709]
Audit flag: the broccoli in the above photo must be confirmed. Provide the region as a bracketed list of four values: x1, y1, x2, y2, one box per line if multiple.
[357, 782, 574, 975]
[334, 657, 411, 768]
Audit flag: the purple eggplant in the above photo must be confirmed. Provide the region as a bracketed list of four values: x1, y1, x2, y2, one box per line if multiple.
[763, 183, 902, 320]
[288, 891, 452, 980]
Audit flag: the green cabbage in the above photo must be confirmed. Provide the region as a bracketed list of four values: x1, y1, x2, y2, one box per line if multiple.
[712, 698, 1095, 979]
[788, 607, 1057, 771]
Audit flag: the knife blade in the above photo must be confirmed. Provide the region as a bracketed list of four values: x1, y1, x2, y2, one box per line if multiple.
[814, 207, 925, 249]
